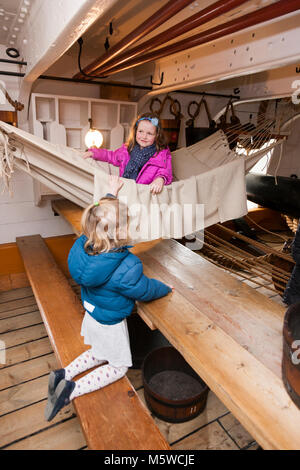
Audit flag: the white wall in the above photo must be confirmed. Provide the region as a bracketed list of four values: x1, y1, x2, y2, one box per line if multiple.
[0, 169, 74, 244]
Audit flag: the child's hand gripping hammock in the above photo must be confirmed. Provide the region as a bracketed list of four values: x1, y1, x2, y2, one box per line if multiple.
[0, 120, 280, 241]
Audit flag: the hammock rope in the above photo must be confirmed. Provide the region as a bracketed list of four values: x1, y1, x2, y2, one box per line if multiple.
[203, 230, 290, 283]
[198, 222, 294, 295]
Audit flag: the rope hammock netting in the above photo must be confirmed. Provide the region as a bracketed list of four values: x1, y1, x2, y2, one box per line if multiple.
[197, 220, 294, 297]
[0, 99, 292, 241]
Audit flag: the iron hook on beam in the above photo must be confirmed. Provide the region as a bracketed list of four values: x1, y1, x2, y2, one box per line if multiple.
[150, 72, 164, 86]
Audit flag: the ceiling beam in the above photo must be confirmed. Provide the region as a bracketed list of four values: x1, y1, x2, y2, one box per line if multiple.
[95, 0, 300, 78]
[91, 0, 251, 78]
[73, 0, 195, 79]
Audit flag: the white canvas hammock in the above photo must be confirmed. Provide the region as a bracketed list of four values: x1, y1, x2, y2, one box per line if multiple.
[0, 120, 282, 241]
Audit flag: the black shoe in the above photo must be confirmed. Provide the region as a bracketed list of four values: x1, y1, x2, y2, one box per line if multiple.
[48, 368, 65, 397]
[45, 379, 76, 422]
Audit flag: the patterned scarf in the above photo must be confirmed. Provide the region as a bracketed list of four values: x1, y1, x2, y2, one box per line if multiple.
[123, 143, 157, 181]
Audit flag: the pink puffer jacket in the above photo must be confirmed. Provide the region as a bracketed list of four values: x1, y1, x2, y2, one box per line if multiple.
[89, 144, 173, 185]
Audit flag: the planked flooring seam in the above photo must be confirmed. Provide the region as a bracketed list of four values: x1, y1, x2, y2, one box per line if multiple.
[0, 397, 49, 419]
[0, 351, 53, 372]
[0, 415, 78, 450]
[1, 335, 49, 352]
[0, 309, 40, 321]
[0, 300, 38, 314]
[169, 410, 231, 447]
[0, 369, 53, 392]
[0, 290, 36, 304]
[217, 416, 242, 450]
[0, 321, 44, 334]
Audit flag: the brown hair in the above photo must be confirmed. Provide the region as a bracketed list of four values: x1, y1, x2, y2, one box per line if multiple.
[126, 112, 167, 153]
[80, 197, 129, 254]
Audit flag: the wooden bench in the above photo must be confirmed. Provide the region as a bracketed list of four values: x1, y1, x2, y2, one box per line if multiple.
[51, 198, 300, 450]
[16, 234, 170, 450]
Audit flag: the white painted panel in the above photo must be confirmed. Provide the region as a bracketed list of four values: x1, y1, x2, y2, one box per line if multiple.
[1, 201, 59, 225]
[0, 217, 74, 245]
[0, 180, 34, 204]
[0, 170, 73, 244]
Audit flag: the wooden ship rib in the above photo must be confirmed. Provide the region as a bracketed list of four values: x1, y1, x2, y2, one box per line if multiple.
[1, 0, 300, 451]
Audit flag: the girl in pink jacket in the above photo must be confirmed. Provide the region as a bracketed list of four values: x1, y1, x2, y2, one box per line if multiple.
[82, 113, 173, 194]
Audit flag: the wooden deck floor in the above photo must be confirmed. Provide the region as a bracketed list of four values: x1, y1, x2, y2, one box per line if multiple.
[0, 270, 285, 450]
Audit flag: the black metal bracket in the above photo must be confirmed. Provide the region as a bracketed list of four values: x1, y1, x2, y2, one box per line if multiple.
[150, 72, 164, 86]
[104, 37, 110, 51]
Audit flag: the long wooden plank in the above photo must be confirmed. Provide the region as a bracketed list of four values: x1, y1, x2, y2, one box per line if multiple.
[0, 354, 57, 390]
[0, 375, 49, 416]
[0, 296, 37, 315]
[0, 400, 74, 448]
[16, 235, 170, 450]
[0, 338, 53, 369]
[0, 287, 33, 304]
[132, 239, 300, 450]
[0, 311, 42, 334]
[0, 302, 38, 320]
[1, 324, 47, 349]
[4, 417, 86, 450]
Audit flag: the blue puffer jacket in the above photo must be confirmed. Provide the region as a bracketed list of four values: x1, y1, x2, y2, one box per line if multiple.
[68, 235, 171, 325]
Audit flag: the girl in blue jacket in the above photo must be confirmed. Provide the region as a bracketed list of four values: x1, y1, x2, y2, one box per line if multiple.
[45, 176, 172, 421]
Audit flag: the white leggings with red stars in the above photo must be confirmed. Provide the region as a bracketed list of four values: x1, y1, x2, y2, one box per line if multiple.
[64, 349, 128, 401]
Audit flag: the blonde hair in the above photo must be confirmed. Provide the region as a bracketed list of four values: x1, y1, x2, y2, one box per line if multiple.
[81, 197, 129, 254]
[126, 112, 167, 153]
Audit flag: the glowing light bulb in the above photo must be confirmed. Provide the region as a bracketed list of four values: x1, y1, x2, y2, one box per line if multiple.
[85, 128, 103, 148]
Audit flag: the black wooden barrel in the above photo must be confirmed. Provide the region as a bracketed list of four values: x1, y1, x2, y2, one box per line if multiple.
[142, 346, 209, 423]
[282, 303, 300, 408]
